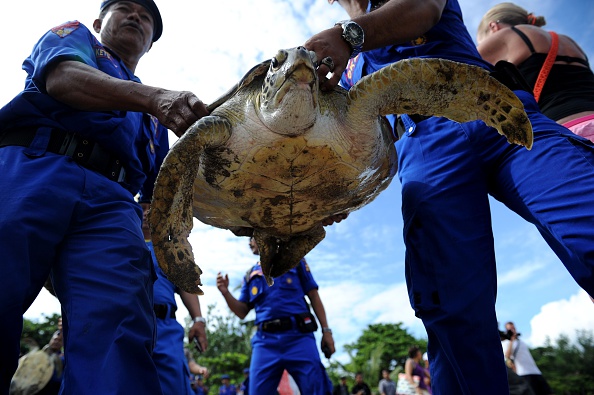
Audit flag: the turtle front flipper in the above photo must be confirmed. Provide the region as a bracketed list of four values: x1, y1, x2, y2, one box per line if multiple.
[253, 225, 326, 286]
[347, 58, 533, 149]
[149, 116, 232, 294]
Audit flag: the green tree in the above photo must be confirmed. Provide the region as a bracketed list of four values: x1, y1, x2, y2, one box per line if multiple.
[335, 322, 427, 386]
[532, 330, 594, 395]
[20, 313, 61, 355]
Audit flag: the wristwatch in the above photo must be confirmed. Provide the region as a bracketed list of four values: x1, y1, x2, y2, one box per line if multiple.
[335, 20, 365, 58]
[193, 316, 206, 324]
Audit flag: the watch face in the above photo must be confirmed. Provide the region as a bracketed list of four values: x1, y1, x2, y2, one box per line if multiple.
[345, 22, 364, 47]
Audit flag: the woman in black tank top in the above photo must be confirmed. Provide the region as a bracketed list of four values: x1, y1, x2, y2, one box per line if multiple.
[476, 2, 594, 142]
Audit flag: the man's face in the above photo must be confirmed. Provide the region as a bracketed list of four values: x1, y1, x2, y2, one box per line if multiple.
[506, 322, 516, 333]
[249, 238, 259, 255]
[355, 374, 363, 383]
[97, 1, 154, 55]
[48, 331, 63, 351]
[382, 370, 389, 379]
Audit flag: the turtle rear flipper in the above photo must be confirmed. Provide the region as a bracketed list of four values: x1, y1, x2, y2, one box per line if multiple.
[150, 116, 232, 294]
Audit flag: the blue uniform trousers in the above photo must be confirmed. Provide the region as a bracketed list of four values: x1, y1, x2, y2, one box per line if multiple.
[396, 91, 594, 394]
[249, 329, 332, 394]
[0, 148, 162, 395]
[154, 314, 193, 395]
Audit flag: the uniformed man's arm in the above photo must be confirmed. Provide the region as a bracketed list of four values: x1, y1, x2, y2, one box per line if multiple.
[304, 0, 446, 90]
[307, 288, 335, 356]
[181, 291, 208, 352]
[216, 272, 250, 319]
[45, 60, 208, 136]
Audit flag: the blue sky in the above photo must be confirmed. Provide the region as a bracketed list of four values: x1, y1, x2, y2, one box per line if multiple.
[2, 0, 593, 366]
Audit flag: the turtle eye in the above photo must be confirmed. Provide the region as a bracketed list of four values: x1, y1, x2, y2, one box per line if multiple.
[272, 50, 288, 69]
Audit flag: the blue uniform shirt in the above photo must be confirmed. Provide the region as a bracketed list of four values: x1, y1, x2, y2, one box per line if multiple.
[218, 384, 237, 395]
[0, 21, 168, 197]
[239, 259, 318, 324]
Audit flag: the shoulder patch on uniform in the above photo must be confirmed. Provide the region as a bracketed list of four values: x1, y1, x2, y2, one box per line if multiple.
[251, 286, 259, 295]
[411, 35, 427, 46]
[249, 266, 263, 279]
[244, 263, 263, 283]
[51, 21, 80, 38]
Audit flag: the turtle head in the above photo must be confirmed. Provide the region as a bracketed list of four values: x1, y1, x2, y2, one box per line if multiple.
[253, 226, 325, 286]
[259, 47, 319, 136]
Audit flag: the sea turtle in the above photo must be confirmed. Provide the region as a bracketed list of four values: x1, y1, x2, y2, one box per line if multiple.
[149, 46, 532, 294]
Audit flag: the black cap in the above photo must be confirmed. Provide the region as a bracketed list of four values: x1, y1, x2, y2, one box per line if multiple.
[100, 0, 163, 41]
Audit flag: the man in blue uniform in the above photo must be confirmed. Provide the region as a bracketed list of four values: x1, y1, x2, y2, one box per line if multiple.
[218, 374, 237, 395]
[217, 237, 335, 395]
[0, 1, 208, 394]
[304, 0, 594, 393]
[239, 367, 250, 395]
[141, 200, 208, 395]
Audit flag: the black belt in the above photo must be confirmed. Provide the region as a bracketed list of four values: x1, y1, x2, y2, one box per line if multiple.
[154, 304, 177, 319]
[258, 317, 294, 333]
[0, 127, 127, 184]
[396, 114, 430, 139]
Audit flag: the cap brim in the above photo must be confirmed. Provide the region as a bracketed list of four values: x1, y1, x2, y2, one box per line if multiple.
[100, 0, 162, 41]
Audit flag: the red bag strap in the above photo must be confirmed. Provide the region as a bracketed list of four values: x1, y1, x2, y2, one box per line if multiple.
[533, 31, 559, 103]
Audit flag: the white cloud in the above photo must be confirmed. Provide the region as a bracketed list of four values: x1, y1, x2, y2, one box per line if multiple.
[497, 261, 547, 286]
[23, 289, 62, 321]
[528, 290, 594, 347]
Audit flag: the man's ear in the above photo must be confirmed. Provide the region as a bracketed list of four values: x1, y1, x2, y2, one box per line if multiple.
[93, 19, 102, 34]
[489, 21, 500, 33]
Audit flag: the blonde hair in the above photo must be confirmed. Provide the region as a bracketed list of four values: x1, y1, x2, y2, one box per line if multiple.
[478, 2, 546, 39]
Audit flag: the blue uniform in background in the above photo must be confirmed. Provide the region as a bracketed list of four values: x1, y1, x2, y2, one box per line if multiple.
[0, 21, 168, 394]
[148, 241, 194, 395]
[239, 260, 332, 394]
[219, 383, 237, 395]
[341, 0, 594, 393]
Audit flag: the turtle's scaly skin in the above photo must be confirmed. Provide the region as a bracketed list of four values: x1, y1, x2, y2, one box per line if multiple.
[150, 48, 533, 294]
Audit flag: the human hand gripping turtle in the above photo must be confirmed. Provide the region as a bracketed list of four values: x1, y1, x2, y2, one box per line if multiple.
[149, 44, 532, 294]
[305, 0, 369, 90]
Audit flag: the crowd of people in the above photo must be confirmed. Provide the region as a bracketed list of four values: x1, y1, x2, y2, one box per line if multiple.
[2, 0, 593, 393]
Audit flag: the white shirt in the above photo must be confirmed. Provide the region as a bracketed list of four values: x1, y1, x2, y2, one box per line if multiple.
[501, 339, 542, 376]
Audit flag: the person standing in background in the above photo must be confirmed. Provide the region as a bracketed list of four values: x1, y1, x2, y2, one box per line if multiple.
[217, 237, 334, 395]
[502, 322, 553, 395]
[141, 200, 208, 395]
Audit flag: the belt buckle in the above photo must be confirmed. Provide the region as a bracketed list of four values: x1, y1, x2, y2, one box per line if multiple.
[58, 131, 78, 156]
[263, 319, 281, 332]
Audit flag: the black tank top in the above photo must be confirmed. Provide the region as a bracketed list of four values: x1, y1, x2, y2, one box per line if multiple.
[511, 26, 594, 121]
